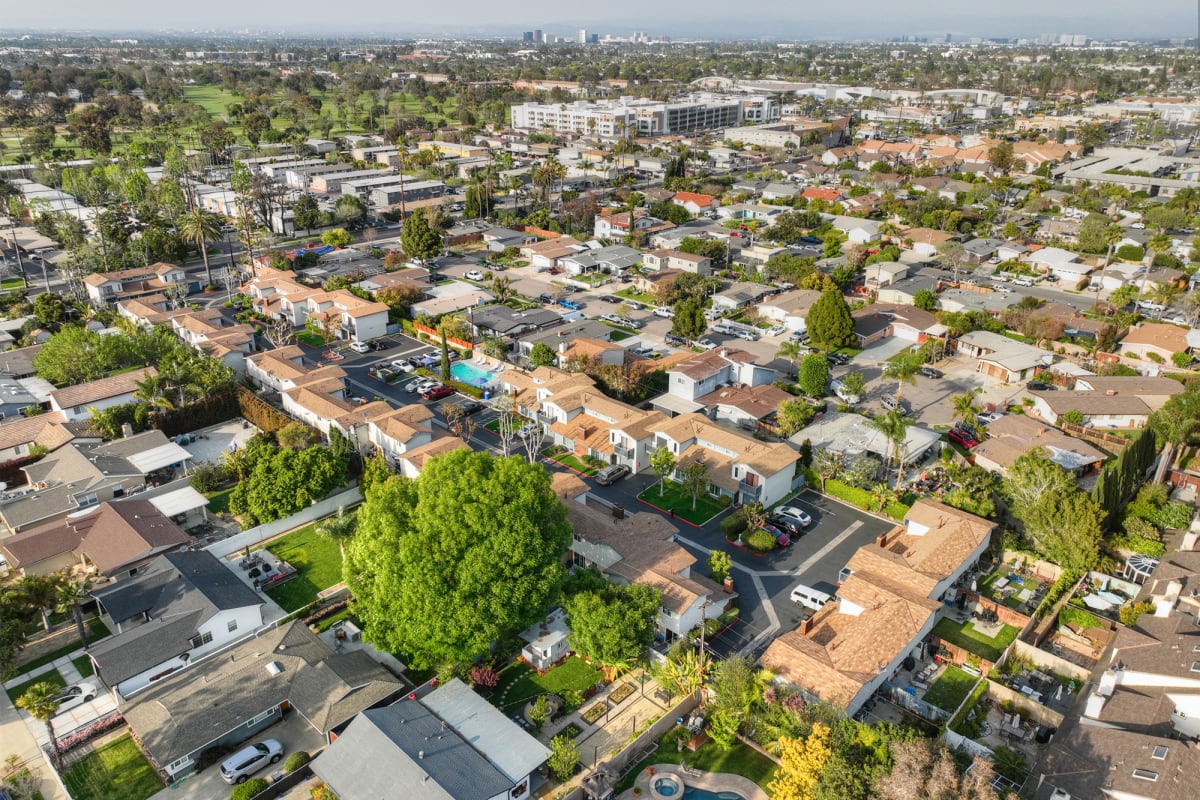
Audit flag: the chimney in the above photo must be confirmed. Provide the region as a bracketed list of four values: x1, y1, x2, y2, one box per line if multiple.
[612, 504, 625, 520]
[799, 618, 813, 636]
[559, 341, 568, 354]
[418, 750, 425, 760]
[720, 349, 728, 358]
[876, 530, 888, 547]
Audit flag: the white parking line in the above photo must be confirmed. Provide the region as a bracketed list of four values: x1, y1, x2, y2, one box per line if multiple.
[792, 520, 864, 577]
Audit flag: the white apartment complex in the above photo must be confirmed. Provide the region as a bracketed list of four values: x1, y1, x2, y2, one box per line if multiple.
[511, 93, 776, 137]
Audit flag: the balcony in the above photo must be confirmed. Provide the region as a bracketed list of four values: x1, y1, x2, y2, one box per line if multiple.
[737, 481, 761, 500]
[613, 444, 634, 459]
[537, 412, 556, 425]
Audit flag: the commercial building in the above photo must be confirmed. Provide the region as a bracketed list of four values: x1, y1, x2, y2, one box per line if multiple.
[511, 93, 776, 137]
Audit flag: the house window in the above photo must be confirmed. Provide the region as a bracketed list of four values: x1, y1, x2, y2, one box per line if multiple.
[1131, 769, 1158, 782]
[245, 709, 273, 728]
[1192, 661, 1200, 673]
[1152, 746, 1168, 760]
[189, 631, 214, 649]
[227, 620, 239, 633]
[14, 444, 26, 456]
[74, 493, 99, 508]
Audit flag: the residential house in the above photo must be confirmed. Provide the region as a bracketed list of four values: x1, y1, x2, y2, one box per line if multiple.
[961, 238, 1007, 264]
[671, 191, 718, 215]
[864, 261, 909, 289]
[1033, 537, 1200, 800]
[902, 227, 956, 258]
[756, 289, 822, 332]
[394, 436, 471, 479]
[593, 209, 658, 240]
[651, 413, 798, 506]
[802, 187, 845, 204]
[760, 500, 994, 714]
[495, 365, 595, 420]
[851, 307, 894, 347]
[0, 375, 41, 420]
[0, 499, 190, 579]
[242, 267, 321, 327]
[122, 620, 403, 781]
[364, 404, 435, 464]
[0, 412, 85, 465]
[1120, 322, 1191, 363]
[862, 304, 944, 344]
[1024, 246, 1089, 282]
[245, 347, 343, 393]
[823, 214, 880, 244]
[479, 225, 536, 251]
[170, 309, 258, 375]
[642, 248, 712, 276]
[541, 386, 666, 473]
[971, 414, 1107, 477]
[655, 346, 778, 417]
[558, 244, 642, 276]
[116, 295, 175, 328]
[711, 281, 775, 312]
[0, 430, 191, 534]
[1071, 376, 1184, 411]
[48, 367, 157, 422]
[515, 320, 618, 361]
[83, 263, 188, 306]
[519, 607, 571, 671]
[310, 679, 550, 800]
[696, 382, 792, 430]
[955, 330, 1053, 383]
[995, 242, 1031, 262]
[466, 305, 563, 342]
[0, 345, 43, 380]
[761, 182, 801, 201]
[873, 274, 939, 307]
[410, 284, 494, 318]
[564, 487, 734, 644]
[302, 289, 391, 343]
[521, 236, 584, 271]
[87, 550, 263, 697]
[1029, 389, 1154, 429]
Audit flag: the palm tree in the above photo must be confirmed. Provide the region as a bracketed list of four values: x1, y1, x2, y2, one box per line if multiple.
[1147, 283, 1181, 319]
[178, 208, 223, 289]
[135, 362, 202, 411]
[1108, 283, 1139, 311]
[866, 410, 913, 485]
[316, 507, 358, 562]
[17, 683, 62, 767]
[950, 391, 982, 431]
[18, 574, 59, 631]
[869, 482, 893, 513]
[54, 573, 93, 648]
[775, 339, 805, 375]
[491, 274, 514, 304]
[883, 349, 924, 401]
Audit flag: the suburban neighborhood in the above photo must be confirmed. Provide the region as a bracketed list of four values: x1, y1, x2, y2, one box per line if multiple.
[0, 17, 1199, 800]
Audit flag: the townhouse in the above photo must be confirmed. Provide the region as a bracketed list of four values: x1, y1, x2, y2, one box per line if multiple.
[170, 309, 258, 375]
[655, 346, 778, 417]
[540, 385, 667, 474]
[761, 500, 994, 714]
[83, 263, 188, 306]
[642, 248, 712, 275]
[48, 367, 157, 422]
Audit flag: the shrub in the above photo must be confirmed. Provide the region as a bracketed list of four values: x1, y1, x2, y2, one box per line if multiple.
[1116, 244, 1144, 261]
[1058, 605, 1101, 630]
[1145, 352, 1164, 364]
[189, 462, 228, 493]
[233, 778, 270, 800]
[744, 528, 777, 552]
[283, 751, 310, 772]
[720, 507, 748, 538]
[1152, 501, 1193, 530]
[1119, 600, 1155, 627]
[470, 665, 499, 688]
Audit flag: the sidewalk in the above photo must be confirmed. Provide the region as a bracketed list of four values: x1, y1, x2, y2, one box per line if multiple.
[2, 648, 118, 748]
[0, 688, 69, 800]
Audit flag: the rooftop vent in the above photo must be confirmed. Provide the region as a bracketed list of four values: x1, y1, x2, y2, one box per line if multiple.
[265, 661, 284, 676]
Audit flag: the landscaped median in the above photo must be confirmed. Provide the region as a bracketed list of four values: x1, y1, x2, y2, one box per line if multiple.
[637, 481, 731, 526]
[821, 478, 913, 521]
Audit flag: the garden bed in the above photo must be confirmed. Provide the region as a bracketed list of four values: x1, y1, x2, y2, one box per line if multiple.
[637, 481, 730, 526]
[609, 683, 635, 704]
[581, 702, 608, 724]
[560, 722, 583, 739]
[541, 446, 602, 476]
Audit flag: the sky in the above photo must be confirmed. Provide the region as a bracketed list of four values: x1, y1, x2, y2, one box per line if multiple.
[0, 0, 1194, 40]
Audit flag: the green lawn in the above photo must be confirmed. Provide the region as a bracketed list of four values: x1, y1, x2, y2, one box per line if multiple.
[205, 488, 233, 514]
[491, 656, 604, 713]
[616, 287, 657, 305]
[638, 481, 730, 525]
[931, 617, 1019, 663]
[616, 739, 778, 793]
[62, 735, 165, 800]
[6, 668, 66, 704]
[0, 278, 25, 290]
[541, 447, 601, 476]
[922, 665, 978, 712]
[608, 329, 634, 342]
[72, 655, 96, 679]
[297, 331, 326, 347]
[12, 618, 109, 678]
[483, 417, 524, 436]
[264, 523, 344, 612]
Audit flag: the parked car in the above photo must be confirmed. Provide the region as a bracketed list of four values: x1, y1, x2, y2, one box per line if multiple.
[600, 295, 621, 304]
[428, 273, 450, 284]
[653, 306, 675, 318]
[370, 340, 390, 351]
[558, 298, 583, 311]
[403, 378, 425, 393]
[826, 353, 849, 366]
[1026, 381, 1055, 391]
[348, 340, 370, 354]
[919, 366, 942, 379]
[538, 293, 554, 304]
[624, 300, 644, 310]
[977, 412, 1002, 425]
[761, 523, 791, 548]
[421, 384, 454, 401]
[771, 505, 813, 530]
[220, 740, 284, 785]
[595, 464, 631, 485]
[465, 269, 485, 281]
[447, 400, 484, 416]
[391, 359, 416, 373]
[696, 338, 718, 350]
[765, 324, 787, 337]
[664, 333, 687, 347]
[881, 395, 909, 415]
[947, 427, 979, 449]
[831, 379, 861, 405]
[53, 682, 97, 715]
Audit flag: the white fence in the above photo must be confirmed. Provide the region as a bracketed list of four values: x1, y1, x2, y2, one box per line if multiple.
[943, 728, 994, 761]
[205, 486, 363, 558]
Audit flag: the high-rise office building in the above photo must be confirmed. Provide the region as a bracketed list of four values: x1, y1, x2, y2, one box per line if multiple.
[578, 28, 588, 44]
[522, 31, 534, 43]
[533, 29, 543, 44]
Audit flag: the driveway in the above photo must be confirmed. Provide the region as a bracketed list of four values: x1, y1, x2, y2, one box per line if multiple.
[147, 710, 326, 800]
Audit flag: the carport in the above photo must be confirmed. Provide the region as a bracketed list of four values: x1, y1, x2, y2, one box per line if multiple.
[790, 411, 943, 465]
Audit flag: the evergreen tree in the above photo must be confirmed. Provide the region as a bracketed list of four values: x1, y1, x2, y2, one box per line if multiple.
[806, 286, 854, 353]
[400, 208, 442, 262]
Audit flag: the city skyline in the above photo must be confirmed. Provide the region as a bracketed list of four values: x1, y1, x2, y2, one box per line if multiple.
[0, 0, 1194, 40]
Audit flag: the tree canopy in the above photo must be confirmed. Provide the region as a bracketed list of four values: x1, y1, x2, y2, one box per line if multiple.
[806, 286, 854, 352]
[229, 441, 348, 527]
[564, 582, 660, 678]
[344, 450, 572, 670]
[400, 208, 442, 261]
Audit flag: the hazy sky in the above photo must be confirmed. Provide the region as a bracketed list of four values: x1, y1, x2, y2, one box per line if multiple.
[1, 0, 1194, 39]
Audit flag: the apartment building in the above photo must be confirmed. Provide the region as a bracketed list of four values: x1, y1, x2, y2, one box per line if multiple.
[511, 93, 776, 137]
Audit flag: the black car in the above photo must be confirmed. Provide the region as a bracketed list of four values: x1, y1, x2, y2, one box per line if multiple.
[445, 400, 484, 416]
[538, 293, 554, 304]
[1027, 381, 1055, 391]
[429, 273, 450, 284]
[600, 295, 621, 304]
[664, 333, 687, 347]
[826, 353, 849, 366]
[768, 514, 805, 536]
[919, 366, 942, 379]
[370, 340, 390, 351]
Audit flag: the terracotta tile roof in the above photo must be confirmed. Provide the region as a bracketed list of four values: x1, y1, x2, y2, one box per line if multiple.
[49, 367, 156, 410]
[802, 188, 842, 202]
[671, 191, 716, 208]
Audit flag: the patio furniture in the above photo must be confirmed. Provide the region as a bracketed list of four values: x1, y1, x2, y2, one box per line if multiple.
[993, 577, 1010, 590]
[1016, 588, 1034, 604]
[1082, 594, 1114, 611]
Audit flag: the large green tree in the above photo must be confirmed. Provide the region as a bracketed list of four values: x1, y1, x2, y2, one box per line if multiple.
[400, 208, 442, 262]
[229, 444, 348, 527]
[806, 286, 854, 352]
[798, 353, 829, 397]
[564, 582, 661, 680]
[1006, 449, 1104, 573]
[672, 297, 708, 342]
[344, 450, 572, 670]
[178, 208, 223, 289]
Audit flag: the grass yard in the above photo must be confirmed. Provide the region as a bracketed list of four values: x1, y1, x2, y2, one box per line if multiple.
[638, 481, 730, 525]
[72, 655, 96, 679]
[931, 617, 1019, 663]
[264, 523, 344, 612]
[607, 329, 634, 341]
[616, 287, 657, 305]
[541, 447, 601, 476]
[6, 668, 66, 704]
[483, 417, 524, 436]
[297, 331, 326, 347]
[617, 739, 778, 793]
[491, 656, 604, 713]
[922, 665, 979, 712]
[62, 735, 165, 800]
[205, 488, 234, 515]
[0, 277, 25, 290]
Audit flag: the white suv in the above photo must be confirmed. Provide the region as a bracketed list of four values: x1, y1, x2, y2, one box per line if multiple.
[348, 340, 370, 354]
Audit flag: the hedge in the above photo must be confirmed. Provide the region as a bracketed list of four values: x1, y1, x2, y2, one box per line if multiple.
[238, 386, 293, 433]
[823, 479, 911, 521]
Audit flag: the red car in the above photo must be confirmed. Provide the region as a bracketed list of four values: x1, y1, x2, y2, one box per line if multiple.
[421, 384, 454, 401]
[947, 428, 979, 449]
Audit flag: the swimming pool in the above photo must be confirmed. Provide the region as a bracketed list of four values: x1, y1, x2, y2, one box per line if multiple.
[450, 361, 495, 387]
[681, 789, 744, 800]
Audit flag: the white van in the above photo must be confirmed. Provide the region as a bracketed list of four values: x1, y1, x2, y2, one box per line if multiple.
[790, 584, 833, 612]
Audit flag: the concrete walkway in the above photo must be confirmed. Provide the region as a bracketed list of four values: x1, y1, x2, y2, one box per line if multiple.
[0, 686, 70, 800]
[2, 648, 119, 748]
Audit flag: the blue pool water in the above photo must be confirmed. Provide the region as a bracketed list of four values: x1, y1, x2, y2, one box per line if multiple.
[450, 361, 495, 386]
[683, 789, 745, 800]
